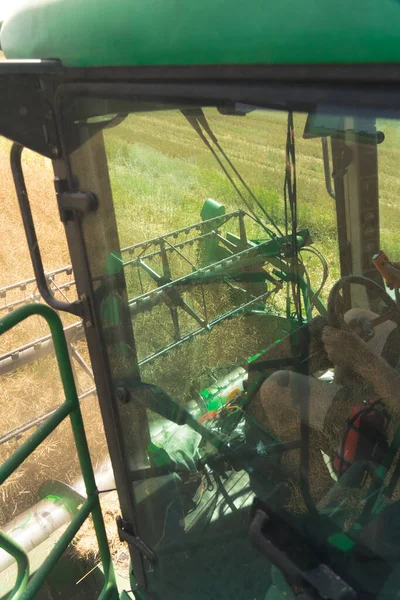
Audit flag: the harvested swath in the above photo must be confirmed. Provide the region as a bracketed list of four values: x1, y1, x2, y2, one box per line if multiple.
[72, 491, 129, 575]
[0, 390, 110, 526]
[0, 141, 69, 285]
[0, 139, 114, 525]
[0, 140, 73, 351]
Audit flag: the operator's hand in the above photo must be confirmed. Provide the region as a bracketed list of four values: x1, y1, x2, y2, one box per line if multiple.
[322, 325, 368, 370]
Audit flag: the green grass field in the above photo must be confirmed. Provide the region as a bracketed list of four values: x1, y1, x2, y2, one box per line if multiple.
[106, 110, 336, 245]
[105, 109, 400, 280]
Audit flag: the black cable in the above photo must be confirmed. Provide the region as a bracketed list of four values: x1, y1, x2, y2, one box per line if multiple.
[214, 139, 285, 238]
[284, 112, 304, 324]
[182, 110, 282, 239]
[197, 128, 276, 240]
[200, 108, 284, 236]
[282, 113, 318, 516]
[299, 247, 329, 309]
[284, 112, 303, 325]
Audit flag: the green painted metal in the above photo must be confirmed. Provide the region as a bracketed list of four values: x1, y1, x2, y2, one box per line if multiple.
[274, 269, 312, 321]
[23, 497, 95, 599]
[0, 304, 118, 600]
[0, 532, 29, 600]
[0, 402, 71, 484]
[3, 0, 400, 67]
[199, 199, 229, 267]
[200, 199, 225, 222]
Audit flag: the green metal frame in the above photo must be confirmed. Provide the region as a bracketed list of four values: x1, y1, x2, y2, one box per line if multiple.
[0, 303, 118, 600]
[4, 0, 400, 67]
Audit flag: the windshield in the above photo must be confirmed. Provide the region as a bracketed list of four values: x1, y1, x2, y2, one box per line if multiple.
[60, 100, 400, 600]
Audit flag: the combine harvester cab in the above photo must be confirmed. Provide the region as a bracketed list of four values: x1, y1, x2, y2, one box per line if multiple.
[2, 1, 400, 599]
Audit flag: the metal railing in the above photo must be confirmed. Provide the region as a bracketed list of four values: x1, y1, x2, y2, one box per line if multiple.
[0, 304, 118, 600]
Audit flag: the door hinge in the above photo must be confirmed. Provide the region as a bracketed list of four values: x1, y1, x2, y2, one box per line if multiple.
[54, 178, 98, 223]
[116, 516, 157, 564]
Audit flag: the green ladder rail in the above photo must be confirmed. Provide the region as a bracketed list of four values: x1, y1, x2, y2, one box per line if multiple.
[0, 303, 118, 600]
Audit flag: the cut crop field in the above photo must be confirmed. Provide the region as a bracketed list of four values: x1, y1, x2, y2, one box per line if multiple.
[105, 109, 400, 259]
[1, 107, 400, 528]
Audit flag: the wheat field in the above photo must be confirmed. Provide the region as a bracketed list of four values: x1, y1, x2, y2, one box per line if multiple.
[0, 137, 108, 526]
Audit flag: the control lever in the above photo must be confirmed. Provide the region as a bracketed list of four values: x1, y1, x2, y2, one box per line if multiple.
[249, 499, 356, 600]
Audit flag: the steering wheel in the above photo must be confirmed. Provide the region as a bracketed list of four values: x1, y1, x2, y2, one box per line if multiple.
[327, 275, 399, 336]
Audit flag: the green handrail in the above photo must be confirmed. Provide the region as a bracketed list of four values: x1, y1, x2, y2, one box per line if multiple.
[0, 532, 29, 600]
[0, 304, 118, 600]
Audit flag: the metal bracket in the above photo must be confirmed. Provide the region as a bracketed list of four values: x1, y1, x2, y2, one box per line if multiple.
[0, 63, 61, 158]
[55, 179, 98, 223]
[116, 516, 157, 564]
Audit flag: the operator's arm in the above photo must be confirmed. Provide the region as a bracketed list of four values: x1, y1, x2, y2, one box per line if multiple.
[356, 350, 400, 402]
[250, 315, 331, 375]
[247, 316, 333, 433]
[259, 371, 341, 433]
[322, 326, 400, 402]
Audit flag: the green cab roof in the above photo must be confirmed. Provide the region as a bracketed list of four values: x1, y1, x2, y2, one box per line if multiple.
[2, 0, 400, 68]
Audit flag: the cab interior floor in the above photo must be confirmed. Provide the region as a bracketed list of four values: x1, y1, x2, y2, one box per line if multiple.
[147, 469, 272, 600]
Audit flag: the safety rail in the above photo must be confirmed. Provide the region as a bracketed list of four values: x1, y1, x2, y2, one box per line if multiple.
[0, 304, 118, 600]
[0, 532, 29, 600]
